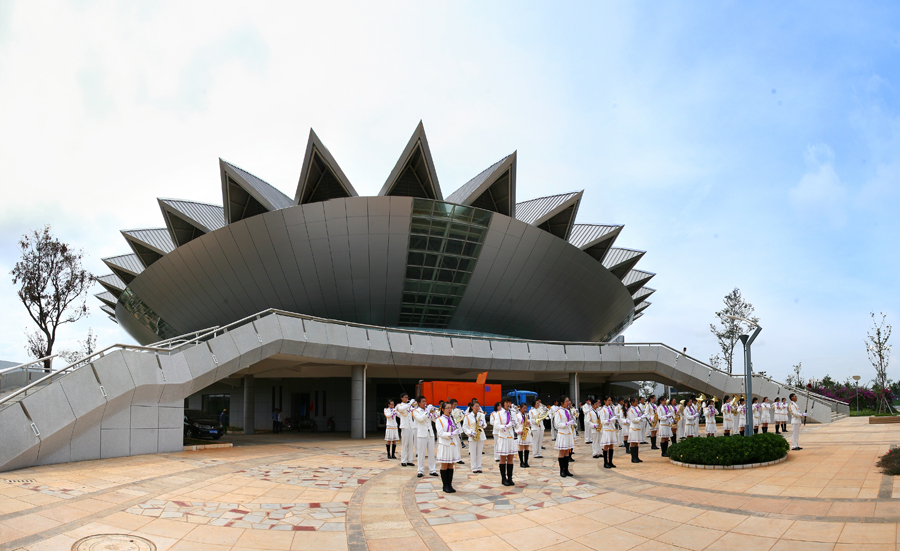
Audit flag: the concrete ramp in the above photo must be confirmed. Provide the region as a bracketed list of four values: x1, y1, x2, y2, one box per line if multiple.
[0, 310, 847, 473]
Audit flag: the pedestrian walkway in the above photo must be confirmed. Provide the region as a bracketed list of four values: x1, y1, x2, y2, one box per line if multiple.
[0, 417, 897, 550]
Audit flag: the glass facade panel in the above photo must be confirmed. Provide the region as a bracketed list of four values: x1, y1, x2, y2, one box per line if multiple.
[118, 287, 181, 340]
[398, 198, 492, 329]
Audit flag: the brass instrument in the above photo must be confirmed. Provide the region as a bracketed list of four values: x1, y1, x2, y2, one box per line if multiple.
[472, 412, 485, 442]
[452, 409, 465, 425]
[532, 405, 551, 423]
[521, 415, 530, 442]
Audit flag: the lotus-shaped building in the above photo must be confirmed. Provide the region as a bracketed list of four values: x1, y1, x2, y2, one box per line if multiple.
[95, 123, 655, 346]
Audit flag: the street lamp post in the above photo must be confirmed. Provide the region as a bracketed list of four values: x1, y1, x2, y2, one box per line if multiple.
[852, 375, 861, 416]
[727, 315, 762, 437]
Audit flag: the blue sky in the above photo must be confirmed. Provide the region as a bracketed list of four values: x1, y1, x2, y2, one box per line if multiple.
[0, 1, 896, 385]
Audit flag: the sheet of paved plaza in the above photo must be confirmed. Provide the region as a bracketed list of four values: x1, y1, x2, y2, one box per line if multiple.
[1, 417, 899, 551]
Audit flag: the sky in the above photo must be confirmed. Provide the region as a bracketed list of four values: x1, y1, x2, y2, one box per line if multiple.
[0, 1, 897, 385]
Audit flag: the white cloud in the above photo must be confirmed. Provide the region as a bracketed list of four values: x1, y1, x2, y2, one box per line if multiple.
[789, 143, 847, 227]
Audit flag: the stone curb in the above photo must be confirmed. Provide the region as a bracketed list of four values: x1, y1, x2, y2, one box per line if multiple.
[668, 454, 788, 470]
[183, 442, 233, 451]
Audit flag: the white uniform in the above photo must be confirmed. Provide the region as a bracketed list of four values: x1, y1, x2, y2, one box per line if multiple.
[384, 408, 399, 441]
[676, 404, 686, 437]
[762, 401, 773, 425]
[752, 403, 761, 428]
[413, 406, 437, 475]
[582, 403, 593, 443]
[683, 405, 699, 437]
[464, 411, 487, 471]
[528, 408, 545, 457]
[587, 407, 601, 456]
[789, 400, 803, 448]
[436, 415, 462, 463]
[490, 410, 501, 461]
[721, 401, 734, 432]
[615, 404, 625, 445]
[705, 405, 717, 436]
[657, 404, 673, 439]
[774, 401, 783, 423]
[396, 401, 415, 464]
[570, 407, 579, 438]
[515, 410, 533, 446]
[645, 401, 658, 437]
[493, 408, 517, 455]
[547, 405, 556, 440]
[599, 405, 618, 447]
[554, 408, 576, 450]
[777, 401, 787, 423]
[627, 406, 644, 441]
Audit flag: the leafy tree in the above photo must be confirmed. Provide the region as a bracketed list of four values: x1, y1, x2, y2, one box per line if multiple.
[709, 288, 759, 374]
[709, 353, 723, 371]
[820, 374, 836, 390]
[10, 226, 93, 371]
[866, 312, 893, 413]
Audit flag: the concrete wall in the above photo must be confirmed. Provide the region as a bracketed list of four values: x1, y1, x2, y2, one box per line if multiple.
[0, 312, 840, 472]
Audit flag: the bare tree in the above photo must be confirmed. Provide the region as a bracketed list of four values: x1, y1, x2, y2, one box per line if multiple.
[785, 362, 803, 387]
[10, 226, 93, 371]
[709, 353, 723, 370]
[709, 288, 760, 374]
[60, 328, 99, 366]
[867, 312, 892, 413]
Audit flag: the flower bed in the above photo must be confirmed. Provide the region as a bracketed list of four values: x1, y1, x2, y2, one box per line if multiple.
[665, 433, 789, 467]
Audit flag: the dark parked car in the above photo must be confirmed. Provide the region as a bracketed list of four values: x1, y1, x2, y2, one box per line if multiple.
[184, 409, 224, 440]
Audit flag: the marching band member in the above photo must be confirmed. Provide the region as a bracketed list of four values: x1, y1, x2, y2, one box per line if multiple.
[705, 400, 717, 437]
[776, 398, 787, 433]
[750, 397, 760, 434]
[494, 397, 518, 486]
[621, 400, 631, 448]
[599, 397, 618, 468]
[529, 399, 546, 458]
[490, 402, 502, 462]
[554, 396, 576, 476]
[550, 399, 560, 441]
[656, 397, 674, 457]
[683, 398, 699, 438]
[736, 398, 746, 435]
[669, 398, 680, 443]
[760, 397, 771, 433]
[413, 397, 439, 478]
[384, 400, 399, 459]
[396, 393, 415, 467]
[449, 399, 465, 461]
[436, 402, 462, 493]
[616, 398, 626, 447]
[464, 402, 487, 473]
[646, 395, 659, 449]
[721, 395, 733, 436]
[627, 397, 645, 463]
[516, 403, 533, 468]
[638, 397, 648, 444]
[789, 393, 805, 450]
[588, 399, 602, 458]
[569, 403, 580, 457]
[676, 400, 686, 442]
[582, 399, 593, 444]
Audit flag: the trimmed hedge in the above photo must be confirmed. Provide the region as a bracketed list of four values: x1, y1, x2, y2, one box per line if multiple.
[666, 433, 789, 466]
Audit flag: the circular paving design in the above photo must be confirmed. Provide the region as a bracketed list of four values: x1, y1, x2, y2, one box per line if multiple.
[72, 534, 156, 551]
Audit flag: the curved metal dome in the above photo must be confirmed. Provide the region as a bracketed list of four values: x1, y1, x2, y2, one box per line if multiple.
[98, 122, 656, 345]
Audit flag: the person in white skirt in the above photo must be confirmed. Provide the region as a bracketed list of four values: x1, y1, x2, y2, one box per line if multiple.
[775, 398, 786, 434]
[789, 393, 805, 449]
[528, 399, 546, 459]
[646, 396, 660, 449]
[676, 400, 687, 443]
[620, 400, 631, 448]
[550, 400, 560, 441]
[751, 397, 761, 434]
[721, 396, 733, 436]
[616, 398, 626, 448]
[587, 399, 602, 458]
[760, 397, 772, 433]
[582, 400, 593, 444]
[396, 393, 415, 467]
[627, 397, 645, 463]
[413, 397, 439, 478]
[515, 403, 533, 468]
[490, 402, 502, 463]
[599, 397, 618, 468]
[436, 402, 462, 493]
[656, 398, 674, 457]
[384, 400, 399, 459]
[464, 402, 487, 473]
[554, 396, 576, 476]
[736, 398, 747, 435]
[683, 398, 699, 438]
[704, 400, 717, 437]
[494, 397, 518, 486]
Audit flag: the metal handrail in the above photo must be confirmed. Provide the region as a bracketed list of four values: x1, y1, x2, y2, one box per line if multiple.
[0, 355, 58, 376]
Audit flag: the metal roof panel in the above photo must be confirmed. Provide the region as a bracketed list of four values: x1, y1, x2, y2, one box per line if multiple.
[122, 228, 175, 255]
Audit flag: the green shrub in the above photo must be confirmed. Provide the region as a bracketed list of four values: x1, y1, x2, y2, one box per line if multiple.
[876, 448, 900, 475]
[666, 433, 789, 466]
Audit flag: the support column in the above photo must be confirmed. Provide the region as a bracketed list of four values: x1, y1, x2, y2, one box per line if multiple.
[569, 372, 580, 407]
[243, 375, 255, 435]
[351, 365, 366, 439]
